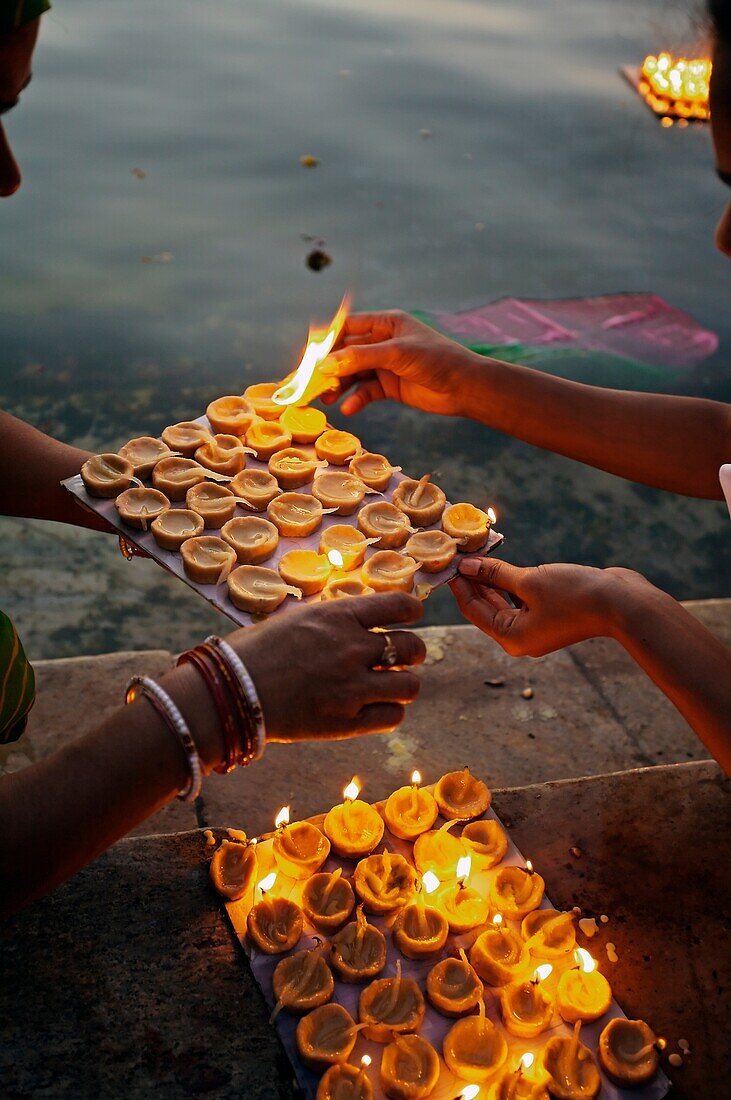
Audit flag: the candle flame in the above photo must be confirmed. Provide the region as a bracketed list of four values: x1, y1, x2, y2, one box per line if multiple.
[343, 776, 360, 801]
[575, 947, 596, 973]
[257, 871, 277, 894]
[487, 507, 497, 524]
[361, 1054, 372, 1068]
[492, 913, 504, 926]
[327, 549, 345, 568]
[461, 1088, 480, 1100]
[274, 805, 290, 829]
[521, 1052, 535, 1071]
[422, 871, 441, 895]
[456, 855, 472, 881]
[272, 294, 351, 406]
[525, 860, 533, 873]
[534, 963, 553, 982]
[411, 769, 421, 785]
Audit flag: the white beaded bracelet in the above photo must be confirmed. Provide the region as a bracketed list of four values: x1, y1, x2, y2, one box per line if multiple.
[125, 675, 203, 802]
[205, 635, 266, 761]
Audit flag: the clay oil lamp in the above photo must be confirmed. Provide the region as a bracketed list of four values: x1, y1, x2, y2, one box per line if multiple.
[349, 451, 398, 492]
[228, 565, 301, 614]
[180, 535, 237, 584]
[392, 872, 449, 959]
[118, 436, 171, 477]
[206, 395, 256, 436]
[521, 909, 575, 960]
[161, 421, 213, 456]
[281, 404, 327, 444]
[186, 482, 237, 528]
[426, 948, 483, 1017]
[434, 766, 491, 821]
[413, 819, 466, 880]
[244, 382, 283, 420]
[230, 468, 281, 511]
[499, 964, 554, 1038]
[598, 1018, 661, 1088]
[209, 837, 258, 900]
[384, 771, 438, 841]
[361, 551, 418, 593]
[279, 549, 332, 596]
[358, 960, 425, 1043]
[379, 1035, 439, 1100]
[323, 778, 385, 859]
[392, 475, 446, 527]
[358, 501, 412, 549]
[115, 488, 170, 529]
[245, 419, 292, 461]
[220, 516, 279, 564]
[312, 471, 369, 515]
[269, 447, 322, 489]
[151, 508, 204, 550]
[317, 1060, 374, 1100]
[271, 943, 334, 1018]
[330, 904, 387, 982]
[353, 850, 417, 914]
[442, 504, 496, 553]
[488, 1053, 551, 1100]
[271, 805, 330, 879]
[302, 867, 355, 931]
[268, 492, 324, 537]
[81, 453, 135, 498]
[490, 863, 545, 921]
[315, 428, 361, 465]
[470, 915, 531, 987]
[404, 530, 458, 573]
[322, 576, 375, 600]
[556, 948, 612, 1023]
[296, 1003, 359, 1072]
[440, 856, 490, 934]
[194, 433, 247, 477]
[538, 1021, 601, 1100]
[320, 525, 377, 571]
[152, 456, 207, 501]
[443, 997, 508, 1083]
[247, 871, 304, 954]
[461, 818, 508, 872]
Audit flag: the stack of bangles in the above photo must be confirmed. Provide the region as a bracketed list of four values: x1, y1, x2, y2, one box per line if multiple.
[125, 635, 265, 802]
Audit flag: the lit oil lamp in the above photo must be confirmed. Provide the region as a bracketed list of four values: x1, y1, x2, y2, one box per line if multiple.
[272, 805, 331, 879]
[185, 482, 237, 528]
[538, 1021, 601, 1100]
[384, 771, 439, 841]
[228, 564, 301, 614]
[267, 492, 325, 537]
[206, 395, 256, 436]
[499, 964, 554, 1038]
[278, 549, 333, 596]
[247, 871, 304, 954]
[379, 1035, 440, 1100]
[320, 525, 377, 571]
[271, 942, 334, 1018]
[315, 428, 362, 465]
[323, 778, 385, 859]
[180, 535, 237, 584]
[392, 872, 449, 959]
[434, 767, 491, 821]
[556, 948, 612, 1023]
[392, 475, 446, 527]
[443, 996, 508, 1083]
[330, 904, 387, 983]
[598, 1018, 661, 1088]
[81, 453, 135, 498]
[245, 419, 292, 461]
[302, 867, 355, 931]
[317, 1058, 374, 1100]
[426, 948, 483, 1017]
[208, 837, 258, 901]
[413, 819, 466, 880]
[195, 433, 247, 477]
[353, 850, 417, 914]
[521, 909, 576, 959]
[280, 405, 327, 444]
[358, 501, 412, 548]
[638, 52, 711, 121]
[272, 295, 350, 408]
[404, 530, 458, 573]
[349, 451, 398, 491]
[461, 819, 508, 871]
[361, 550, 419, 593]
[152, 456, 207, 501]
[470, 914, 531, 987]
[118, 436, 171, 477]
[151, 508, 204, 550]
[295, 1002, 359, 1073]
[442, 504, 496, 553]
[490, 862, 544, 920]
[488, 1053, 551, 1100]
[161, 421, 212, 456]
[312, 471, 369, 515]
[359, 959, 426, 1043]
[229, 468, 281, 511]
[220, 516, 279, 564]
[115, 488, 170, 529]
[243, 382, 283, 420]
[440, 855, 490, 934]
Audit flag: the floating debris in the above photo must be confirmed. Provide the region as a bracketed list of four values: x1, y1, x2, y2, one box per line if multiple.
[337, 69, 352, 78]
[484, 678, 505, 688]
[130, 167, 146, 180]
[522, 686, 534, 700]
[140, 251, 173, 264]
[419, 128, 432, 139]
[306, 247, 332, 272]
[300, 154, 320, 168]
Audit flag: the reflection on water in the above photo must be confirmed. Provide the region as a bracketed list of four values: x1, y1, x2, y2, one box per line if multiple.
[0, 0, 728, 658]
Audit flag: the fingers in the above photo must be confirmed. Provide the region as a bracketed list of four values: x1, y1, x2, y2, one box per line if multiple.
[322, 344, 388, 380]
[450, 576, 518, 635]
[366, 627, 427, 669]
[350, 591, 424, 629]
[352, 702, 406, 734]
[341, 380, 386, 416]
[457, 557, 529, 598]
[338, 311, 403, 342]
[364, 669, 421, 704]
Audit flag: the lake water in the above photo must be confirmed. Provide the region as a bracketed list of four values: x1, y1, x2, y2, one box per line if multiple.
[1, 0, 729, 659]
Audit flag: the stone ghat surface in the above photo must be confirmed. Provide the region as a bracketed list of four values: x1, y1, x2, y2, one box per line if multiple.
[2, 761, 727, 1099]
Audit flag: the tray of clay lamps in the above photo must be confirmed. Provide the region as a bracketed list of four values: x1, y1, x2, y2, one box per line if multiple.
[209, 770, 670, 1100]
[61, 384, 503, 625]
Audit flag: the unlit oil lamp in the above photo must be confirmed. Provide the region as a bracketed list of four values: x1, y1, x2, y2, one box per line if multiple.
[220, 516, 279, 564]
[315, 428, 361, 465]
[359, 960, 426, 1043]
[152, 456, 207, 501]
[244, 382, 283, 420]
[81, 453, 135, 498]
[556, 948, 612, 1023]
[320, 525, 377, 571]
[379, 1034, 440, 1100]
[443, 996, 508, 1083]
[358, 501, 413, 548]
[322, 576, 375, 600]
[115, 488, 170, 529]
[280, 404, 327, 444]
[538, 1021, 601, 1100]
[269, 447, 323, 489]
[278, 549, 332, 596]
[470, 914, 530, 987]
[272, 805, 331, 879]
[330, 904, 387, 982]
[392, 872, 449, 959]
[295, 1002, 359, 1072]
[312, 471, 370, 515]
[230, 468, 282, 511]
[461, 818, 508, 871]
[323, 778, 385, 859]
[499, 964, 554, 1038]
[267, 492, 325, 537]
[426, 948, 483, 1017]
[442, 504, 496, 553]
[598, 1018, 661, 1088]
[434, 766, 491, 821]
[186, 482, 237, 528]
[440, 855, 490, 934]
[195, 433, 247, 477]
[490, 862, 545, 920]
[521, 909, 575, 959]
[227, 564, 301, 613]
[349, 451, 398, 491]
[302, 867, 355, 931]
[384, 771, 439, 841]
[361, 550, 419, 593]
[180, 535, 237, 584]
[208, 837, 258, 900]
[353, 850, 417, 914]
[161, 421, 213, 456]
[118, 436, 171, 477]
[404, 530, 458, 573]
[488, 1053, 551, 1100]
[413, 819, 466, 880]
[245, 419, 292, 461]
[271, 943, 334, 1018]
[317, 1058, 374, 1100]
[247, 871, 304, 954]
[151, 508, 204, 550]
[206, 395, 256, 436]
[392, 474, 446, 526]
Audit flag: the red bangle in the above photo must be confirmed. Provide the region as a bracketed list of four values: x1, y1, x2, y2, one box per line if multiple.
[199, 643, 257, 766]
[177, 647, 239, 773]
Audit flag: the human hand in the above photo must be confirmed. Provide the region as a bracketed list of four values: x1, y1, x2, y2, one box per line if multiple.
[449, 557, 651, 658]
[228, 593, 427, 741]
[320, 310, 483, 418]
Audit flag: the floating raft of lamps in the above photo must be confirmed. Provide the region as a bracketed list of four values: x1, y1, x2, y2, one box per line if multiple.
[622, 52, 712, 123]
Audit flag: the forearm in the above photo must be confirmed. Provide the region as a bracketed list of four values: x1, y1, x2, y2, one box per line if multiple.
[463, 357, 729, 499]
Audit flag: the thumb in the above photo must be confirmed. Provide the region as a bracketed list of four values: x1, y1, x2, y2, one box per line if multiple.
[458, 557, 529, 598]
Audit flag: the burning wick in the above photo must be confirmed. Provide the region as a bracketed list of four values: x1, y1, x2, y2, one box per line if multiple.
[456, 855, 472, 886]
[257, 871, 277, 898]
[532, 963, 553, 984]
[360, 1054, 372, 1069]
[525, 859, 534, 876]
[493, 912, 505, 932]
[519, 1051, 535, 1076]
[274, 805, 290, 830]
[422, 870, 441, 896]
[460, 1087, 480, 1100]
[411, 769, 421, 787]
[487, 506, 496, 525]
[272, 294, 350, 407]
[327, 549, 344, 569]
[343, 777, 360, 803]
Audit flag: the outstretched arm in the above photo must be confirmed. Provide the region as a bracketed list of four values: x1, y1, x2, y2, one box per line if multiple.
[323, 312, 731, 500]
